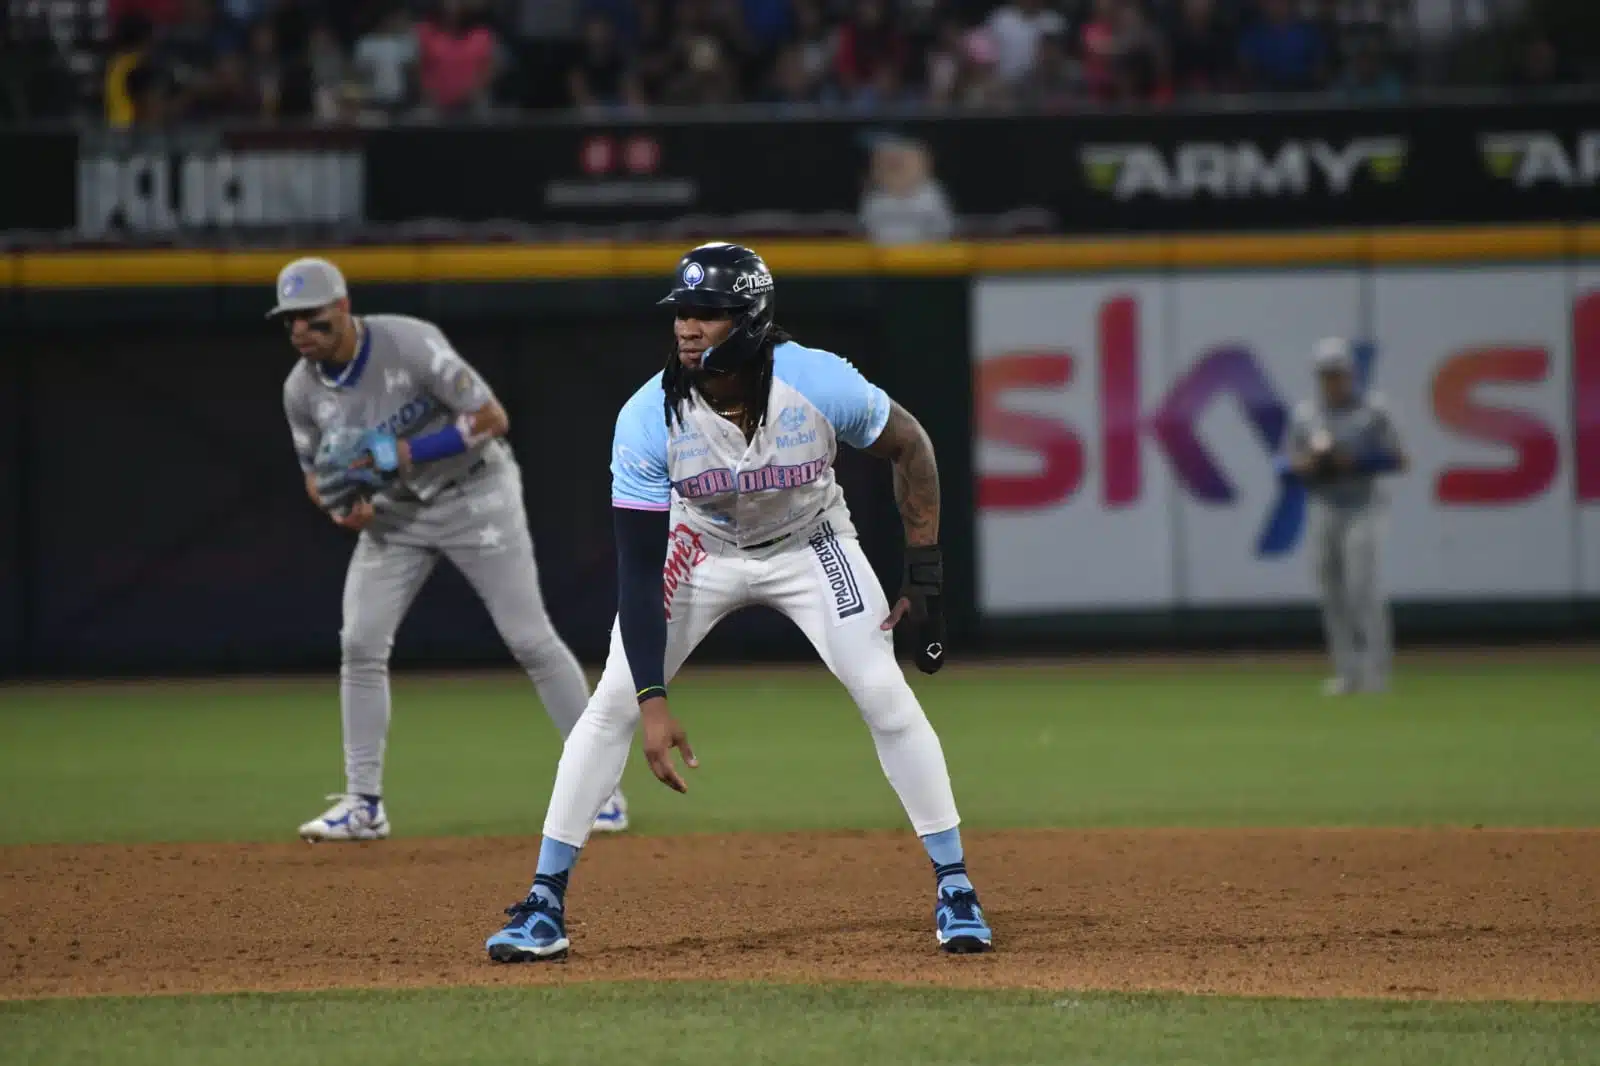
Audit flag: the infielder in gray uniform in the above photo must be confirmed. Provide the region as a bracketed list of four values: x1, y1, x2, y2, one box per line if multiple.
[1285, 338, 1409, 696]
[274, 257, 628, 840]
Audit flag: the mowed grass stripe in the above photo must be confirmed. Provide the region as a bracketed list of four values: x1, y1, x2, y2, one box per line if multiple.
[0, 661, 1595, 845]
[4, 984, 1600, 1066]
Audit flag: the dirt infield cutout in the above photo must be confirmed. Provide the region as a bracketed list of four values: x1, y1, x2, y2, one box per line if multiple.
[3, 829, 1597, 1002]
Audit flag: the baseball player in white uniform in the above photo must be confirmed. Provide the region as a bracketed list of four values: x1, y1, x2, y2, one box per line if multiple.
[484, 242, 993, 961]
[1285, 338, 1408, 695]
[275, 257, 628, 841]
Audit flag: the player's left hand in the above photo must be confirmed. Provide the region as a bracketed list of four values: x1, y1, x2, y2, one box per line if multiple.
[332, 498, 375, 530]
[883, 544, 946, 674]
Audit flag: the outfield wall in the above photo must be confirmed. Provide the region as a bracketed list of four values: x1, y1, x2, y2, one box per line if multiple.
[1, 226, 1595, 675]
[975, 264, 1600, 616]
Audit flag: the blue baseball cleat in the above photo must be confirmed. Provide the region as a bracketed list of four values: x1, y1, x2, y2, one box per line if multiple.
[935, 887, 993, 954]
[486, 895, 570, 962]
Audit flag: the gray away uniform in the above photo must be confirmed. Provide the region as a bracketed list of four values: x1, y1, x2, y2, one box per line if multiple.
[283, 314, 590, 796]
[1287, 393, 1405, 692]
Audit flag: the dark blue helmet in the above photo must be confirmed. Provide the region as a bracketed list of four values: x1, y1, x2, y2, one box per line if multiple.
[658, 242, 775, 372]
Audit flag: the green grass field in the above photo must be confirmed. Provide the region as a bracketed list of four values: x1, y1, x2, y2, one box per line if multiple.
[2, 657, 1597, 1064]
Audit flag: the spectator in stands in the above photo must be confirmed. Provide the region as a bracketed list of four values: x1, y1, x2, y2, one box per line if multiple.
[308, 19, 354, 119]
[355, 4, 419, 115]
[106, 13, 157, 127]
[660, 12, 742, 106]
[859, 134, 955, 244]
[1308, 0, 1346, 80]
[1015, 26, 1082, 107]
[1238, 0, 1327, 92]
[567, 10, 645, 111]
[123, 57, 171, 126]
[923, 13, 959, 105]
[416, 0, 500, 116]
[159, 0, 234, 117]
[835, 0, 909, 106]
[244, 17, 283, 117]
[220, 0, 266, 43]
[1508, 32, 1577, 88]
[790, 0, 839, 100]
[629, 0, 681, 103]
[1334, 24, 1402, 101]
[271, 0, 315, 67]
[0, 13, 76, 122]
[203, 47, 263, 118]
[110, 0, 182, 32]
[985, 0, 1066, 86]
[1080, 0, 1167, 103]
[1167, 0, 1239, 95]
[967, 25, 1013, 108]
[765, 40, 821, 107]
[741, 0, 795, 56]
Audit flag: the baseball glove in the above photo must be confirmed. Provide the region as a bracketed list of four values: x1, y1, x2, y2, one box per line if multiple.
[313, 428, 395, 515]
[1305, 430, 1340, 483]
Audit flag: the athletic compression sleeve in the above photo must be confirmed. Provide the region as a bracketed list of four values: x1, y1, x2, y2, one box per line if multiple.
[614, 505, 670, 702]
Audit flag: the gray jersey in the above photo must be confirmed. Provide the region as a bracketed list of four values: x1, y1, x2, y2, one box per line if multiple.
[1287, 392, 1403, 510]
[282, 314, 513, 508]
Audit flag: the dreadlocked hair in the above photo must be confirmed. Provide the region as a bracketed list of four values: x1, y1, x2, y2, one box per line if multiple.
[664, 324, 793, 430]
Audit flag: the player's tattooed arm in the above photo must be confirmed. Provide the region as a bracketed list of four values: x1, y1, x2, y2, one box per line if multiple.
[865, 401, 940, 547]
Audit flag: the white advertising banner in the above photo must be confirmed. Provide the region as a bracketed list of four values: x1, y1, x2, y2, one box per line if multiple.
[1370, 267, 1574, 598]
[974, 265, 1597, 615]
[972, 277, 1175, 610]
[1575, 268, 1600, 595]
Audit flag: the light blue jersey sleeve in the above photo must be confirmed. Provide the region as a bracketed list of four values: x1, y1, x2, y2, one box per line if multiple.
[611, 374, 671, 511]
[771, 341, 892, 449]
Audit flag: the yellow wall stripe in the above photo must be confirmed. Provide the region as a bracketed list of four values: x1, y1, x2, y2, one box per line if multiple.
[9, 224, 1597, 288]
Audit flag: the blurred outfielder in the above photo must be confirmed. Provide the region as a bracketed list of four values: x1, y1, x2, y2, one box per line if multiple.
[485, 242, 992, 961]
[275, 257, 627, 841]
[1285, 338, 1409, 695]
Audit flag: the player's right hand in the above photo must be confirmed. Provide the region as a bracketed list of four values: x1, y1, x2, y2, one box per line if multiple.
[332, 499, 375, 530]
[640, 696, 697, 793]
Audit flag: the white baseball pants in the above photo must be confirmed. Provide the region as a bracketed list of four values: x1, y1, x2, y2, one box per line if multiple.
[541, 513, 962, 845]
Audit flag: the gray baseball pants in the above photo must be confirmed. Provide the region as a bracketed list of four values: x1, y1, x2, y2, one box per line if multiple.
[338, 463, 589, 796]
[1308, 499, 1392, 692]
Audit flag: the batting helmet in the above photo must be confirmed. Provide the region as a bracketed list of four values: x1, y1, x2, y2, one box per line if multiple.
[657, 242, 775, 372]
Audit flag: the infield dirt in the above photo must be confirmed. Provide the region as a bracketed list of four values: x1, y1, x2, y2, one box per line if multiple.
[3, 828, 1597, 1002]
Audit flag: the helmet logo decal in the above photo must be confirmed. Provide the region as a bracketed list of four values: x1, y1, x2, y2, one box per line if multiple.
[281, 274, 304, 297]
[681, 262, 706, 287]
[732, 271, 773, 295]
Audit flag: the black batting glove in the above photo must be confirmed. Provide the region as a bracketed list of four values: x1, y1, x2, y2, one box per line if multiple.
[901, 544, 946, 674]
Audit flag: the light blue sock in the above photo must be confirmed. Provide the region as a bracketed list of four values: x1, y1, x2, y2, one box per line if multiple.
[920, 827, 973, 893]
[529, 837, 580, 910]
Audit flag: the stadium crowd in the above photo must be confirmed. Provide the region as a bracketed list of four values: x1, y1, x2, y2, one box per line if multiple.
[0, 0, 1589, 126]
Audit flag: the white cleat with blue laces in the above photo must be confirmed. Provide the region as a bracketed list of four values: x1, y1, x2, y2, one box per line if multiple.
[591, 790, 629, 833]
[298, 794, 389, 842]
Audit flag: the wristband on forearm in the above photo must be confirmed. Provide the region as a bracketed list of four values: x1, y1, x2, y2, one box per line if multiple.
[406, 414, 488, 466]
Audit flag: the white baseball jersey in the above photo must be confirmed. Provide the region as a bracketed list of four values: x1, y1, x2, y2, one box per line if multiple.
[538, 339, 963, 850]
[609, 340, 893, 547]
